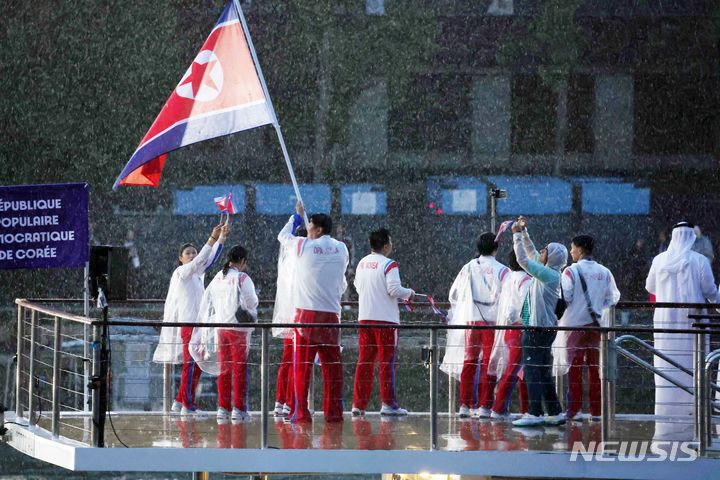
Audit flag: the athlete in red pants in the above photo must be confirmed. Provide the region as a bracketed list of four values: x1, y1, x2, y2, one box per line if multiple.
[447, 233, 508, 418]
[353, 322, 399, 411]
[217, 329, 249, 413]
[565, 329, 601, 417]
[293, 309, 344, 423]
[278, 204, 349, 424]
[275, 337, 294, 414]
[351, 229, 414, 416]
[492, 328, 528, 415]
[176, 326, 202, 410]
[460, 321, 497, 412]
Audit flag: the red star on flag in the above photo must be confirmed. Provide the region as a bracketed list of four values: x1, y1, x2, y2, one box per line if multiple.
[179, 59, 219, 97]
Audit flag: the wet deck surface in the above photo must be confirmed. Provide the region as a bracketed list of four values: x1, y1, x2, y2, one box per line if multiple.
[37, 411, 702, 452]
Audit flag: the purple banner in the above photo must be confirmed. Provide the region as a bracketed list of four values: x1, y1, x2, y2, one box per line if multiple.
[0, 183, 89, 269]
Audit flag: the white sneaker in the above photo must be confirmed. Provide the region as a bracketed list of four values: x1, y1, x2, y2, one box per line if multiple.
[351, 406, 365, 417]
[457, 405, 471, 418]
[231, 408, 249, 421]
[490, 410, 510, 421]
[476, 407, 492, 418]
[544, 413, 566, 426]
[512, 413, 544, 427]
[180, 406, 194, 417]
[570, 411, 584, 422]
[283, 404, 291, 415]
[217, 407, 230, 419]
[380, 404, 408, 416]
[273, 402, 284, 416]
[171, 401, 182, 413]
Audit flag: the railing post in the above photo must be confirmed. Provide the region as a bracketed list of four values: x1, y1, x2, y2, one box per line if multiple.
[430, 328, 438, 451]
[83, 261, 90, 414]
[703, 354, 717, 450]
[27, 310, 37, 426]
[162, 364, 173, 413]
[694, 330, 707, 456]
[600, 310, 617, 444]
[51, 316, 62, 438]
[260, 327, 269, 449]
[15, 305, 25, 420]
[91, 324, 102, 447]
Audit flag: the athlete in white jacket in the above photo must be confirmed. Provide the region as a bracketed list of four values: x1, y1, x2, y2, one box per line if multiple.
[555, 235, 620, 420]
[448, 232, 509, 418]
[190, 245, 259, 421]
[153, 221, 227, 416]
[277, 202, 349, 423]
[352, 228, 415, 416]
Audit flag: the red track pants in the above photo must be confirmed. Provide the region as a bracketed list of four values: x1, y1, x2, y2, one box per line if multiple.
[292, 309, 344, 423]
[460, 321, 496, 409]
[176, 326, 202, 409]
[275, 337, 295, 406]
[565, 329, 601, 417]
[353, 320, 399, 410]
[492, 328, 528, 415]
[217, 329, 249, 411]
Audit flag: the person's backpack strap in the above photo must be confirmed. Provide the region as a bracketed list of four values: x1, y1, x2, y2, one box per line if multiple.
[576, 265, 600, 324]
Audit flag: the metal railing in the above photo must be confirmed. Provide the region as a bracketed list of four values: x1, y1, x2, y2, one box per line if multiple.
[10, 298, 720, 455]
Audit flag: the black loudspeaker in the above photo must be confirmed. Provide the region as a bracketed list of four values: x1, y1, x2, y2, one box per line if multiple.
[89, 246, 128, 301]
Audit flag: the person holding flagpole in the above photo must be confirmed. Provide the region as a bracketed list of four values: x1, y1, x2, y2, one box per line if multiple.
[153, 218, 228, 416]
[272, 212, 306, 416]
[279, 201, 349, 423]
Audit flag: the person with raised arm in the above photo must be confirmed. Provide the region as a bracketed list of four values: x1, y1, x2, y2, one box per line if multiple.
[278, 201, 349, 423]
[510, 216, 567, 427]
[153, 219, 228, 417]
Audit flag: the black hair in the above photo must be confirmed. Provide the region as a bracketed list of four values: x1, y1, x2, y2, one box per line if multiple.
[296, 226, 308, 238]
[572, 235, 594, 255]
[222, 244, 248, 277]
[369, 228, 391, 252]
[508, 249, 522, 271]
[477, 232, 499, 256]
[178, 242, 196, 266]
[309, 213, 333, 235]
[672, 221, 695, 230]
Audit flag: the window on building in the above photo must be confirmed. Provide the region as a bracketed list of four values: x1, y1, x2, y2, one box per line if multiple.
[634, 75, 717, 155]
[366, 0, 384, 15]
[566, 74, 595, 154]
[389, 74, 472, 152]
[511, 74, 556, 154]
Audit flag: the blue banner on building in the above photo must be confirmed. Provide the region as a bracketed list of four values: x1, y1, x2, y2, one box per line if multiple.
[0, 183, 89, 269]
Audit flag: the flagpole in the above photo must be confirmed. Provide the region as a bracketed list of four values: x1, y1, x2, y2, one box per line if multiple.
[232, 0, 310, 227]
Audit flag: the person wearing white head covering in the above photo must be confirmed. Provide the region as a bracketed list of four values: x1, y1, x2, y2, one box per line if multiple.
[646, 222, 720, 419]
[510, 216, 568, 427]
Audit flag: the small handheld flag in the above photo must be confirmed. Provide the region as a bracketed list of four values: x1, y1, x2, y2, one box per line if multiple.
[214, 193, 236, 214]
[494, 220, 515, 242]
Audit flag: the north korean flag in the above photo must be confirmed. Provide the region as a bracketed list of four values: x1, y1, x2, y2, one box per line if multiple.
[114, 2, 273, 189]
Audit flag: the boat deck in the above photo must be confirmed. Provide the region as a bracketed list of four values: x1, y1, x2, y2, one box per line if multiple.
[5, 410, 720, 479]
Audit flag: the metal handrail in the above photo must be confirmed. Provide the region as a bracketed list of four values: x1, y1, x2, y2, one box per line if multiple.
[15, 299, 95, 325]
[614, 339, 693, 394]
[14, 297, 720, 455]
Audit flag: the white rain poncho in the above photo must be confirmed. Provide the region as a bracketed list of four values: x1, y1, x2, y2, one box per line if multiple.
[272, 242, 298, 338]
[488, 270, 531, 378]
[646, 225, 720, 417]
[440, 257, 507, 380]
[189, 269, 258, 375]
[153, 242, 220, 364]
